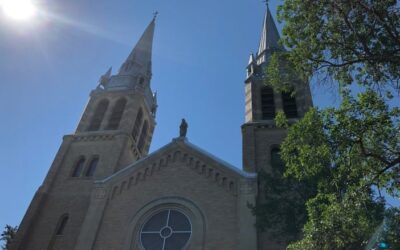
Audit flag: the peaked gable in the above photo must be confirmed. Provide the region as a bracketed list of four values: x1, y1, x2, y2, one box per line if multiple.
[96, 137, 257, 200]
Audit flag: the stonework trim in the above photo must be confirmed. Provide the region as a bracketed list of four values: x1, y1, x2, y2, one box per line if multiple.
[99, 138, 256, 186]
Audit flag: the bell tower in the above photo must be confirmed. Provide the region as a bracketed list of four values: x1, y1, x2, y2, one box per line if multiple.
[242, 6, 313, 174]
[12, 18, 158, 250]
[241, 6, 313, 249]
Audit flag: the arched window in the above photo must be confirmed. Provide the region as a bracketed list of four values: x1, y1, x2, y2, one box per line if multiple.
[261, 87, 275, 119]
[282, 92, 298, 118]
[137, 121, 148, 152]
[271, 148, 284, 170]
[107, 98, 127, 130]
[71, 157, 85, 177]
[85, 157, 99, 177]
[55, 214, 69, 236]
[138, 77, 145, 85]
[132, 108, 144, 142]
[88, 99, 109, 131]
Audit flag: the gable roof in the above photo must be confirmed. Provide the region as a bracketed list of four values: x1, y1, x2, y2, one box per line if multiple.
[97, 137, 256, 185]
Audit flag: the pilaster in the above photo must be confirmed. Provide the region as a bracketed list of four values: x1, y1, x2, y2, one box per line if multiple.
[74, 184, 109, 250]
[237, 178, 257, 250]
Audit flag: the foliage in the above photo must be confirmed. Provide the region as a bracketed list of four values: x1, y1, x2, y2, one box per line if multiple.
[250, 111, 317, 242]
[257, 1, 400, 247]
[274, 110, 289, 128]
[265, 52, 302, 94]
[272, 0, 400, 90]
[1, 225, 17, 250]
[283, 90, 400, 198]
[258, 1, 400, 247]
[382, 207, 400, 249]
[251, 160, 318, 243]
[279, 90, 400, 249]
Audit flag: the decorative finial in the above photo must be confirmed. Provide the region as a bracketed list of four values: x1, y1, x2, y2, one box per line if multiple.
[179, 119, 188, 137]
[263, 0, 269, 7]
[153, 11, 159, 19]
[97, 67, 112, 89]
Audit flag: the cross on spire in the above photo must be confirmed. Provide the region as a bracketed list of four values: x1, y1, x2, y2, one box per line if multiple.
[153, 11, 159, 19]
[263, 0, 269, 7]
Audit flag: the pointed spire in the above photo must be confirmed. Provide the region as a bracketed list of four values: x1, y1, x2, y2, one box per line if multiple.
[257, 6, 283, 57]
[118, 17, 156, 77]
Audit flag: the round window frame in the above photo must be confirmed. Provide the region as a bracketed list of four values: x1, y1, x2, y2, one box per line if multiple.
[139, 208, 193, 250]
[123, 197, 205, 250]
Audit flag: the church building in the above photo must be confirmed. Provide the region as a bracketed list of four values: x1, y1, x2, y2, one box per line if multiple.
[11, 6, 312, 250]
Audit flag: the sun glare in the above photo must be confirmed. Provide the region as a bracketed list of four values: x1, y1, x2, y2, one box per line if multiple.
[0, 0, 37, 21]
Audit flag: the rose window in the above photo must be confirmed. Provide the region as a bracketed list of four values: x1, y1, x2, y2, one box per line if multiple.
[140, 209, 192, 250]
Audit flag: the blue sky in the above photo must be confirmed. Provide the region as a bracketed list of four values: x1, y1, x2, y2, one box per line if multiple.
[0, 0, 398, 229]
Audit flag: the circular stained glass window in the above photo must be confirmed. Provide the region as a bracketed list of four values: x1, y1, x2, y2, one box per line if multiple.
[140, 209, 192, 250]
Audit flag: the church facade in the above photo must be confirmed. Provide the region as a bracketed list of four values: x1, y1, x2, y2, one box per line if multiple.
[11, 7, 312, 250]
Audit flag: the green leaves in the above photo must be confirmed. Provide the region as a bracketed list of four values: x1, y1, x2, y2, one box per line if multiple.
[288, 191, 385, 250]
[1, 225, 17, 250]
[257, 1, 400, 248]
[281, 108, 332, 181]
[277, 0, 400, 90]
[265, 52, 304, 94]
[278, 90, 400, 249]
[274, 111, 289, 128]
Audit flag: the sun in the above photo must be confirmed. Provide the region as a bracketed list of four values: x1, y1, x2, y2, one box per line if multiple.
[0, 0, 37, 21]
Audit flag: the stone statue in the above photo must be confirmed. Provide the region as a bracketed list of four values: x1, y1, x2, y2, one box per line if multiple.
[179, 119, 188, 137]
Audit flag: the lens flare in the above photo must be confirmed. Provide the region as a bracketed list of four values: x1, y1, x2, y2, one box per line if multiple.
[0, 0, 37, 21]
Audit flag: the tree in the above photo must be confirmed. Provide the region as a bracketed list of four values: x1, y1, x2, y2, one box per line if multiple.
[266, 0, 400, 92]
[365, 207, 400, 250]
[382, 208, 400, 249]
[278, 89, 400, 249]
[255, 90, 400, 249]
[254, 1, 400, 249]
[251, 156, 318, 243]
[1, 225, 18, 250]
